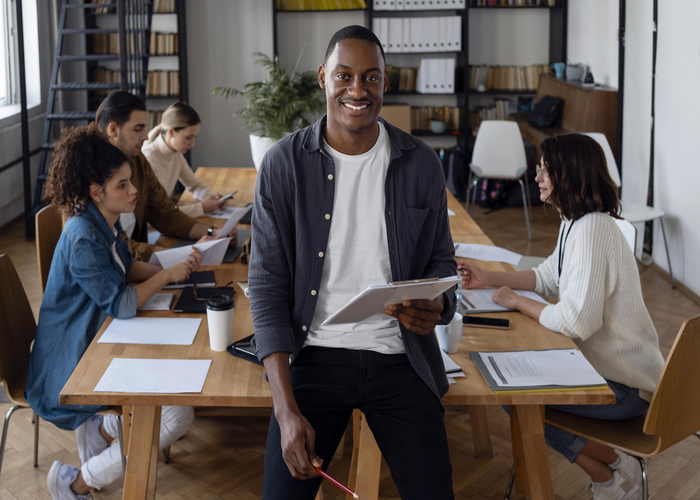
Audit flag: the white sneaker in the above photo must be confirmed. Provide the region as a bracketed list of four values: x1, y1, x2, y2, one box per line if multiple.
[75, 414, 109, 464]
[587, 470, 641, 500]
[612, 450, 643, 492]
[46, 461, 94, 500]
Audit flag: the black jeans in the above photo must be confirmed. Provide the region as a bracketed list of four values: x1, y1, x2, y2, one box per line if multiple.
[262, 347, 454, 500]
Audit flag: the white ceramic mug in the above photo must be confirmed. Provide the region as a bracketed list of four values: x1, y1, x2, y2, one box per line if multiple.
[436, 313, 463, 354]
[205, 295, 234, 351]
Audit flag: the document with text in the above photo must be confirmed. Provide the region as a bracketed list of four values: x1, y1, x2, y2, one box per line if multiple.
[461, 288, 549, 314]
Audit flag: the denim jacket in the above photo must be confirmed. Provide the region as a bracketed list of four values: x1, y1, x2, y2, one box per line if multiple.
[249, 116, 457, 402]
[26, 201, 138, 430]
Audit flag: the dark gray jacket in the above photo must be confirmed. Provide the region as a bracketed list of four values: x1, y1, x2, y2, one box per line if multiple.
[250, 115, 457, 401]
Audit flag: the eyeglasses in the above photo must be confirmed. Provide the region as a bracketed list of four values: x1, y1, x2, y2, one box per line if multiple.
[536, 165, 548, 178]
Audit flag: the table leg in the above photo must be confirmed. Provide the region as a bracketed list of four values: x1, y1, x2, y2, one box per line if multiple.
[123, 405, 161, 500]
[510, 407, 530, 500]
[511, 405, 554, 500]
[468, 405, 493, 459]
[347, 411, 382, 500]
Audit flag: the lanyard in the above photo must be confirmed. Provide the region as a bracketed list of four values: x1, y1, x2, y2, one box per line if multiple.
[557, 220, 575, 287]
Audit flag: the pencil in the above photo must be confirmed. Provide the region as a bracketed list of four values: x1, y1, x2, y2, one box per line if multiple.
[315, 467, 359, 499]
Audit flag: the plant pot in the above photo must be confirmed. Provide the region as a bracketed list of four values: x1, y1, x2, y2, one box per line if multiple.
[249, 134, 276, 171]
[430, 120, 447, 134]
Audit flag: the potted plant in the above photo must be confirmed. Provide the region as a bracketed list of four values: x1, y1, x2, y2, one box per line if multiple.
[430, 109, 447, 134]
[212, 52, 325, 170]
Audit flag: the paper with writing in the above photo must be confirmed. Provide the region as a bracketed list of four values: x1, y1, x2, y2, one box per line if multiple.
[462, 288, 549, 314]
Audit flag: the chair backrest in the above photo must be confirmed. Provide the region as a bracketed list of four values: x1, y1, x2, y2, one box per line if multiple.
[35, 204, 63, 293]
[584, 132, 622, 189]
[614, 219, 636, 253]
[470, 121, 527, 180]
[0, 254, 37, 404]
[644, 315, 700, 452]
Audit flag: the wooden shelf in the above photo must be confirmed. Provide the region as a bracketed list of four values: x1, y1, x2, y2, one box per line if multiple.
[277, 8, 366, 12]
[411, 130, 462, 137]
[468, 89, 536, 95]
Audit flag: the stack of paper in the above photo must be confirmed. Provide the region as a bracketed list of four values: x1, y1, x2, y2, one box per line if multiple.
[454, 243, 522, 265]
[138, 293, 175, 311]
[462, 288, 549, 314]
[441, 350, 465, 386]
[373, 0, 466, 10]
[372, 16, 462, 54]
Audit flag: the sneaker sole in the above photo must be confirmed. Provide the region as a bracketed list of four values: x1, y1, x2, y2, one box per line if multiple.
[75, 423, 88, 464]
[621, 481, 641, 500]
[46, 461, 62, 499]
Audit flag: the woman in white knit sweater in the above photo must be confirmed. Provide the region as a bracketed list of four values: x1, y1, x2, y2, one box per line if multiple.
[459, 134, 664, 500]
[143, 102, 225, 218]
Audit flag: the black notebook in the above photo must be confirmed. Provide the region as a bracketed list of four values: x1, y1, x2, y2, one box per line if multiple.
[173, 286, 235, 313]
[227, 334, 263, 366]
[163, 271, 216, 289]
[172, 229, 250, 264]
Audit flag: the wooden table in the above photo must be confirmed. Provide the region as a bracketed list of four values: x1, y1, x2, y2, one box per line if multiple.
[60, 167, 613, 500]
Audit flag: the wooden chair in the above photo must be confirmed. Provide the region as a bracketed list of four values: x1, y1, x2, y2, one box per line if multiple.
[35, 204, 64, 293]
[542, 315, 700, 500]
[0, 254, 126, 478]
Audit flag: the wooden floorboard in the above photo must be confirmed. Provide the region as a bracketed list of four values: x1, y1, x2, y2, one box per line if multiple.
[2, 204, 700, 498]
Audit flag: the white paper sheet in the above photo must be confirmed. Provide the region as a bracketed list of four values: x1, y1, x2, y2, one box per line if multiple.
[461, 288, 549, 314]
[208, 206, 238, 219]
[454, 243, 522, 265]
[447, 208, 456, 216]
[98, 318, 202, 345]
[477, 349, 606, 388]
[138, 293, 175, 311]
[441, 350, 462, 374]
[217, 206, 252, 238]
[94, 358, 212, 393]
[321, 276, 460, 326]
[149, 237, 232, 268]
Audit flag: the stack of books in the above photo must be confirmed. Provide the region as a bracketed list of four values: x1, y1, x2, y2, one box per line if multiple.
[469, 64, 552, 91]
[91, 33, 143, 55]
[153, 0, 176, 12]
[146, 71, 180, 97]
[149, 32, 179, 55]
[470, 0, 557, 6]
[411, 106, 461, 132]
[88, 0, 114, 14]
[468, 98, 512, 128]
[387, 65, 419, 93]
[372, 16, 462, 54]
[276, 0, 367, 10]
[373, 0, 466, 9]
[148, 111, 164, 132]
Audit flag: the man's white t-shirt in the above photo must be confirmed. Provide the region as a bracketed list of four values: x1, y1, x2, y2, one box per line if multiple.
[305, 122, 405, 354]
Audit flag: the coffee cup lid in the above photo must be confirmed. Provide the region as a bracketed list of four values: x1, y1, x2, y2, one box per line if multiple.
[205, 294, 234, 311]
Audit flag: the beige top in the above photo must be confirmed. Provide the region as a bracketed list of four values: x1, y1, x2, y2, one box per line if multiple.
[142, 134, 213, 218]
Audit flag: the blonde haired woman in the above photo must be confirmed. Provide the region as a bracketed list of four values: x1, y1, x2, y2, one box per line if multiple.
[143, 102, 225, 218]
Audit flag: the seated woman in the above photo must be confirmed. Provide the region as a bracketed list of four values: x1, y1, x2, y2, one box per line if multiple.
[143, 102, 225, 218]
[459, 134, 664, 500]
[26, 125, 201, 500]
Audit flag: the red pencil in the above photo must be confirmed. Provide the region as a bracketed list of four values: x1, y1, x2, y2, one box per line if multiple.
[315, 467, 359, 499]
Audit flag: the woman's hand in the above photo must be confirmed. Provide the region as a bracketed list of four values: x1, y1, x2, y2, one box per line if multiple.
[201, 194, 226, 214]
[492, 286, 520, 310]
[458, 261, 489, 289]
[165, 250, 200, 283]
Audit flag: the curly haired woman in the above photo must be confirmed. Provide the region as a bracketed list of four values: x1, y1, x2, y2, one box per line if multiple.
[25, 125, 201, 500]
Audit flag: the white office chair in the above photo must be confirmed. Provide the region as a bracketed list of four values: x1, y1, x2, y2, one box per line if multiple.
[615, 218, 637, 253]
[584, 133, 674, 287]
[468, 121, 532, 240]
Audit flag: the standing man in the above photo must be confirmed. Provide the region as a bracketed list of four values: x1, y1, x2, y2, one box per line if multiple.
[95, 91, 236, 261]
[250, 26, 457, 499]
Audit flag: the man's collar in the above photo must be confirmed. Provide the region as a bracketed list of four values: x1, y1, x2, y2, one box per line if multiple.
[302, 115, 416, 160]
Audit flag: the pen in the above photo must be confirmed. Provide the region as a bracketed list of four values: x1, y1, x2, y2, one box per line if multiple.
[315, 467, 359, 499]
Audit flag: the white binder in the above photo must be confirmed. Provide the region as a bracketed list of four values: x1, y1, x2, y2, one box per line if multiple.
[402, 17, 411, 53]
[446, 58, 455, 93]
[425, 17, 439, 52]
[452, 16, 462, 51]
[388, 18, 403, 53]
[438, 16, 448, 52]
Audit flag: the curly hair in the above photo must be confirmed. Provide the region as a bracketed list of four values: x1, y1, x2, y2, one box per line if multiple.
[539, 133, 621, 221]
[45, 124, 129, 216]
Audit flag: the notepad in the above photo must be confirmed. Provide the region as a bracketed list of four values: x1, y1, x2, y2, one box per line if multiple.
[97, 317, 201, 345]
[149, 237, 232, 268]
[461, 288, 549, 314]
[162, 271, 216, 289]
[94, 358, 211, 393]
[454, 243, 522, 266]
[138, 293, 175, 311]
[321, 276, 460, 326]
[470, 349, 607, 391]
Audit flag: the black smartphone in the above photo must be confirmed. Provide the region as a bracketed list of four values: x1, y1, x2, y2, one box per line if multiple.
[462, 316, 510, 330]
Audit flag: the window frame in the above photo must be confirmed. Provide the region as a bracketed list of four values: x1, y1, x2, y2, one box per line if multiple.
[0, 0, 12, 108]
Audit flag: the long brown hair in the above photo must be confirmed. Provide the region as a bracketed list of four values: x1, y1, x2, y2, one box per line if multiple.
[539, 133, 621, 221]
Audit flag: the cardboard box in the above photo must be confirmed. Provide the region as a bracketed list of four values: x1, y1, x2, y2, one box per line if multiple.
[379, 104, 411, 134]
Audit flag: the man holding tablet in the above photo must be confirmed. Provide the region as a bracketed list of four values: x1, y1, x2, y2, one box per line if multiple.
[249, 26, 458, 500]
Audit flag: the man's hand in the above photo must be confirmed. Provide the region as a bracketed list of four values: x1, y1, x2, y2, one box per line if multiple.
[492, 286, 519, 310]
[201, 194, 226, 214]
[276, 407, 322, 480]
[385, 297, 444, 335]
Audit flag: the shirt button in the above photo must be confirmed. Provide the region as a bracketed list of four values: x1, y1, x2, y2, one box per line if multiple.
[325, 214, 331, 220]
[311, 290, 317, 296]
[328, 174, 333, 180]
[302, 326, 307, 332]
[318, 252, 324, 257]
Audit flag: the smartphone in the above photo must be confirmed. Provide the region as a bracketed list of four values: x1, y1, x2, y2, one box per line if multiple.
[219, 190, 239, 202]
[462, 316, 510, 330]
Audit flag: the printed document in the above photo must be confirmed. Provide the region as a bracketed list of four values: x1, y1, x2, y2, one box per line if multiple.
[217, 206, 252, 238]
[94, 358, 211, 393]
[476, 349, 606, 388]
[98, 317, 202, 345]
[462, 288, 549, 314]
[454, 243, 522, 266]
[138, 293, 175, 311]
[149, 237, 232, 268]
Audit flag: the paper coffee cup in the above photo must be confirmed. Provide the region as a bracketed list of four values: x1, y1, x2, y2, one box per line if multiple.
[205, 295, 234, 351]
[436, 313, 463, 354]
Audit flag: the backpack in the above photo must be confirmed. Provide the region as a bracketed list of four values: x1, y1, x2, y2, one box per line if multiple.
[527, 95, 564, 128]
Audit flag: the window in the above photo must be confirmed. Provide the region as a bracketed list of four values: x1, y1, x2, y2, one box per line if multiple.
[0, 0, 12, 108]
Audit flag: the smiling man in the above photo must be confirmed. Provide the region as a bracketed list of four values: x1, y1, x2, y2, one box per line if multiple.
[249, 26, 457, 499]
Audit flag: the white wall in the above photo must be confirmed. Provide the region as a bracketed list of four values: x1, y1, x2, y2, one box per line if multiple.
[567, 0, 619, 87]
[186, 0, 273, 169]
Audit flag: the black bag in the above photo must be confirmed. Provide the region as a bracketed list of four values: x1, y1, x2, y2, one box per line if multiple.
[445, 149, 469, 202]
[527, 95, 564, 128]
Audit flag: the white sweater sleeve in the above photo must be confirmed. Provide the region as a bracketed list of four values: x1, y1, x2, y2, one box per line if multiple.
[533, 252, 559, 299]
[177, 156, 213, 201]
[538, 219, 615, 341]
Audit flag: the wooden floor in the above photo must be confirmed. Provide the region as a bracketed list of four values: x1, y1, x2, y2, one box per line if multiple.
[1, 203, 699, 499]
